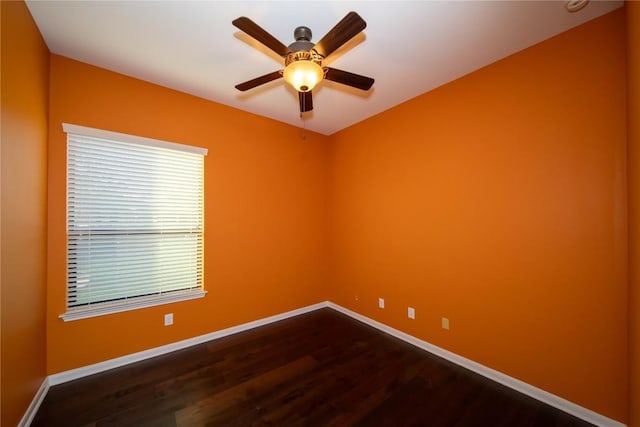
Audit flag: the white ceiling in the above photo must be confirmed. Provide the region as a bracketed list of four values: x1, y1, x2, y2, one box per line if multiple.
[26, 1, 623, 135]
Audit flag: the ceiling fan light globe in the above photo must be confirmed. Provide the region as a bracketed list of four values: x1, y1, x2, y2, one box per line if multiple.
[283, 60, 323, 92]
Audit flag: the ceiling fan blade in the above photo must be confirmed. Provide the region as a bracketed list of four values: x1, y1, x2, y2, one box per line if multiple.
[299, 91, 313, 113]
[235, 71, 283, 91]
[324, 67, 374, 91]
[313, 12, 366, 58]
[232, 17, 291, 57]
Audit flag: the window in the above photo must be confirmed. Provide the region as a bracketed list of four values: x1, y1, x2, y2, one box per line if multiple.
[61, 123, 207, 321]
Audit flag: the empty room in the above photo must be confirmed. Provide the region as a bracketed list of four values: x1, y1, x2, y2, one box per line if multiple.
[2, 1, 639, 426]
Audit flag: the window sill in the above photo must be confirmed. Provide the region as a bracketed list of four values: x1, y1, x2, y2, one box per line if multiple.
[59, 290, 207, 322]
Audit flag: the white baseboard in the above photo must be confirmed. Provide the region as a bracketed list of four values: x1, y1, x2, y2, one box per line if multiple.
[327, 302, 626, 427]
[30, 300, 624, 427]
[18, 377, 49, 427]
[48, 301, 328, 386]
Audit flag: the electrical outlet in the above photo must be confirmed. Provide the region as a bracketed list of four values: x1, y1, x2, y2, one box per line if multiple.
[378, 298, 385, 309]
[164, 313, 174, 326]
[442, 317, 450, 330]
[408, 307, 415, 319]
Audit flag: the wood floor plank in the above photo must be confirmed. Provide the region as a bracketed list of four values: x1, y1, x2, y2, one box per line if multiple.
[174, 356, 318, 426]
[31, 308, 597, 427]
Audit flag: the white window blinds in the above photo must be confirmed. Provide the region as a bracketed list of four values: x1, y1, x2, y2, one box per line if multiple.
[62, 123, 207, 321]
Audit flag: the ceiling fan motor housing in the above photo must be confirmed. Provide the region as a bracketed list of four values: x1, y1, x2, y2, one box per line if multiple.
[285, 26, 325, 92]
[288, 26, 317, 54]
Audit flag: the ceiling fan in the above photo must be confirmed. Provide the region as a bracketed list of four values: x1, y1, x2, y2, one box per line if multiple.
[232, 12, 374, 114]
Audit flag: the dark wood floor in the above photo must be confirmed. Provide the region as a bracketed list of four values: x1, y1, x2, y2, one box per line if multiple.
[32, 308, 595, 427]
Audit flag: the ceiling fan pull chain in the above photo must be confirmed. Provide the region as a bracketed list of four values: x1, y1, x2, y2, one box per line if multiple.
[300, 109, 307, 141]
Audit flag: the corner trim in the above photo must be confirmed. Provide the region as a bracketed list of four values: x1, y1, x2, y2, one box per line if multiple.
[48, 301, 328, 386]
[18, 377, 50, 427]
[327, 302, 626, 427]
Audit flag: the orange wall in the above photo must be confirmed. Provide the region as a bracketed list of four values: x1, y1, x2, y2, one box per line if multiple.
[627, 1, 640, 425]
[328, 9, 628, 423]
[47, 55, 330, 374]
[1, 1, 50, 426]
[19, 4, 632, 425]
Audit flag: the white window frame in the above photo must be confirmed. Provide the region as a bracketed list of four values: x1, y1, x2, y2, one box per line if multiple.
[60, 123, 207, 321]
